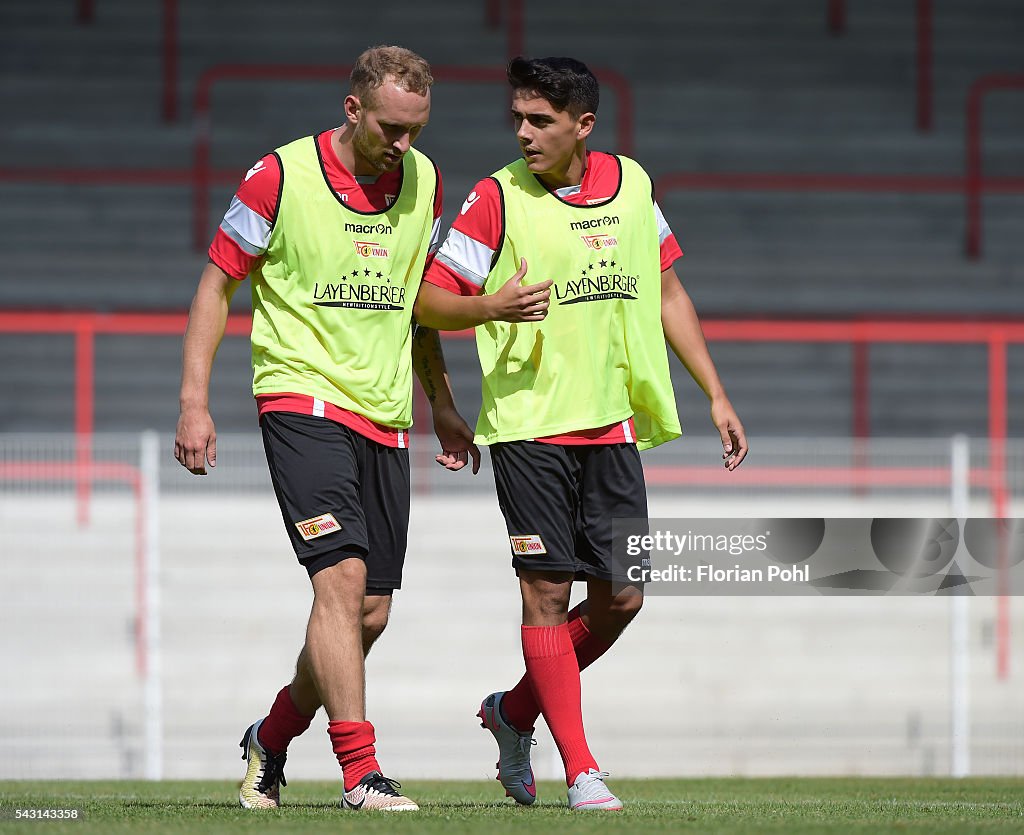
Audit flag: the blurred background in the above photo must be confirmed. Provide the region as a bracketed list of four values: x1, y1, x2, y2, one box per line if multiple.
[1, 0, 1022, 783]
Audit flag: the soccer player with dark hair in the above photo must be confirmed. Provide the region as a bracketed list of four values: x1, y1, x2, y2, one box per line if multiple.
[175, 44, 479, 813]
[415, 55, 747, 811]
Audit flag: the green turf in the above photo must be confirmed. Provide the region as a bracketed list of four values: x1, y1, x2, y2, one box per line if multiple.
[1, 778, 1022, 833]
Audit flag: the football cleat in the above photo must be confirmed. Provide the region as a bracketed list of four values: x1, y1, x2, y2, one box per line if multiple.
[341, 771, 419, 811]
[238, 718, 287, 809]
[568, 769, 623, 811]
[477, 691, 537, 805]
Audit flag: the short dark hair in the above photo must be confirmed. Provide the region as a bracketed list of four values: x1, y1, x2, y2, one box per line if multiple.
[506, 56, 599, 118]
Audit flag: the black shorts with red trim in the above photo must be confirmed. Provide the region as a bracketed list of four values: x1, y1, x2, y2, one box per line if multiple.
[260, 412, 410, 592]
[490, 440, 647, 583]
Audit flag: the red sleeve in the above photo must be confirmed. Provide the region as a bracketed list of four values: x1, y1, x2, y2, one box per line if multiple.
[433, 165, 444, 222]
[448, 177, 503, 251]
[423, 259, 483, 296]
[207, 153, 282, 280]
[422, 177, 504, 297]
[660, 234, 683, 272]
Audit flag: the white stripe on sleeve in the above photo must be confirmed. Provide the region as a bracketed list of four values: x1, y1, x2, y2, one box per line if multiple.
[654, 201, 673, 245]
[433, 228, 494, 289]
[428, 217, 441, 255]
[220, 196, 273, 256]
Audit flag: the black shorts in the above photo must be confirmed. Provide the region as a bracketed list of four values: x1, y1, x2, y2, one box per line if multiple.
[260, 412, 410, 592]
[491, 440, 648, 583]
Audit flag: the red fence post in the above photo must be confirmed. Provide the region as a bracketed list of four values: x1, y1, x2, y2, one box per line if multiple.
[75, 319, 95, 527]
[507, 0, 524, 61]
[77, 0, 95, 24]
[827, 0, 845, 35]
[851, 324, 871, 496]
[193, 72, 213, 252]
[594, 69, 634, 157]
[486, 0, 501, 28]
[162, 0, 179, 123]
[966, 78, 987, 259]
[987, 332, 1010, 679]
[852, 333, 870, 440]
[916, 0, 933, 132]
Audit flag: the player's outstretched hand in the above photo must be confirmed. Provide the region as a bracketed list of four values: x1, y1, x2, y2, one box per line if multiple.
[174, 407, 217, 475]
[432, 404, 481, 475]
[484, 259, 552, 323]
[711, 396, 747, 471]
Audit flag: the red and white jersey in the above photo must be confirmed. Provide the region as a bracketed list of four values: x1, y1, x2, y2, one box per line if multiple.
[424, 151, 681, 446]
[210, 128, 443, 280]
[209, 129, 444, 448]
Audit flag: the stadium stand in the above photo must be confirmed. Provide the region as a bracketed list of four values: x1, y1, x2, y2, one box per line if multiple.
[2, 0, 1023, 784]
[0, 0, 1021, 437]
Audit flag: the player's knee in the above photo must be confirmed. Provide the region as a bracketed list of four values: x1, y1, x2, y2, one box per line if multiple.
[311, 555, 368, 607]
[361, 594, 392, 646]
[362, 606, 390, 642]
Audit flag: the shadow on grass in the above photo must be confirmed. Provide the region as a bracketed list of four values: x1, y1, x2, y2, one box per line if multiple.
[119, 800, 533, 811]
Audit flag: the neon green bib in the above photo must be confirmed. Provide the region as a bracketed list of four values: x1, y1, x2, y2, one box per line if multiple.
[476, 155, 681, 450]
[250, 136, 436, 428]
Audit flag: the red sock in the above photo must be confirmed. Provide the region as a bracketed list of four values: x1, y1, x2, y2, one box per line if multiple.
[256, 685, 316, 754]
[520, 623, 599, 785]
[328, 720, 380, 791]
[501, 605, 612, 732]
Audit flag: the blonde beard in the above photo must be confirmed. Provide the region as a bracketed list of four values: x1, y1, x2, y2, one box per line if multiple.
[352, 123, 397, 174]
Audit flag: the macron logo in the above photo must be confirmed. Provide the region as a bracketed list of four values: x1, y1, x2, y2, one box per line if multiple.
[460, 191, 480, 215]
[244, 160, 266, 181]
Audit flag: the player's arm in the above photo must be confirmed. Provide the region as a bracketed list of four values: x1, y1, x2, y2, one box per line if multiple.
[414, 179, 551, 329]
[175, 262, 240, 475]
[412, 325, 481, 474]
[660, 265, 748, 470]
[414, 259, 550, 330]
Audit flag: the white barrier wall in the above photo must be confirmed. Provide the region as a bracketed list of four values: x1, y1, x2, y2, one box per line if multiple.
[1, 434, 1022, 780]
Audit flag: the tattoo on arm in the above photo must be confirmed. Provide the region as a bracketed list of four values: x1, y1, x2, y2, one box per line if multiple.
[413, 326, 444, 404]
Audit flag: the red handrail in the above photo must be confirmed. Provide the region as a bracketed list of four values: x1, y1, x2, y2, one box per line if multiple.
[3, 83, 1020, 260]
[190, 62, 634, 250]
[0, 311, 1017, 675]
[966, 74, 1024, 258]
[2, 310, 1019, 464]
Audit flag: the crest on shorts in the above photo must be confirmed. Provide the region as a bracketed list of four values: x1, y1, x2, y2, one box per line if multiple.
[295, 513, 342, 541]
[510, 534, 547, 555]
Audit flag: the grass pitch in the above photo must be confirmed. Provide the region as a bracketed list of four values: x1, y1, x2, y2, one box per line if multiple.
[1, 777, 1022, 833]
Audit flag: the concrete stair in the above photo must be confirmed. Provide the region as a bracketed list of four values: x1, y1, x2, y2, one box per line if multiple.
[0, 0, 1022, 438]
